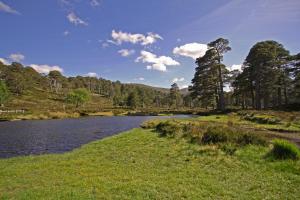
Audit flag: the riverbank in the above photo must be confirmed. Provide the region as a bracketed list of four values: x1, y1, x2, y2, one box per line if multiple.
[0, 109, 196, 121]
[0, 128, 299, 199]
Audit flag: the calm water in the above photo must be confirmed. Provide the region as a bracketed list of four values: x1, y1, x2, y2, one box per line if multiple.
[0, 115, 189, 158]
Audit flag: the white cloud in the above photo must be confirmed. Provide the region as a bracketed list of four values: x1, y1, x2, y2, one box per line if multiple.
[136, 50, 180, 72]
[0, 1, 20, 14]
[30, 64, 63, 74]
[111, 30, 163, 46]
[67, 12, 88, 26]
[134, 77, 145, 81]
[118, 49, 135, 57]
[179, 84, 188, 89]
[9, 53, 25, 62]
[172, 77, 185, 83]
[90, 0, 100, 7]
[63, 30, 70, 36]
[227, 64, 242, 72]
[173, 43, 208, 60]
[0, 58, 10, 65]
[85, 72, 98, 77]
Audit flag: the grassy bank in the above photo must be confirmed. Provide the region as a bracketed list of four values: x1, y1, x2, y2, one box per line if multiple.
[0, 128, 299, 199]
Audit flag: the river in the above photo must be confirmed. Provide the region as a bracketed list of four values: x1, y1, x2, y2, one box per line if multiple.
[0, 115, 190, 158]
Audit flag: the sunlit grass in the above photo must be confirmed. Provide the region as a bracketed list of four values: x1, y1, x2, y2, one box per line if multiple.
[0, 128, 299, 199]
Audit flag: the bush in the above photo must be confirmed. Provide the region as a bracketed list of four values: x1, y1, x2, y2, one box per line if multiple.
[221, 143, 237, 155]
[153, 120, 267, 147]
[242, 114, 280, 125]
[140, 119, 161, 129]
[202, 125, 230, 144]
[155, 121, 182, 137]
[236, 132, 267, 146]
[268, 139, 300, 160]
[182, 123, 205, 144]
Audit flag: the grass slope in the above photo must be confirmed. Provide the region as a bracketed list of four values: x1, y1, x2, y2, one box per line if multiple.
[0, 129, 300, 199]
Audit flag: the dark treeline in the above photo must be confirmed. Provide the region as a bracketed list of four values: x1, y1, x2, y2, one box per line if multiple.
[190, 39, 300, 110]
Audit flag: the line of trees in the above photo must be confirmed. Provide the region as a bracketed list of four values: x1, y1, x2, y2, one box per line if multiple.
[1, 39, 299, 111]
[0, 61, 191, 109]
[190, 39, 300, 110]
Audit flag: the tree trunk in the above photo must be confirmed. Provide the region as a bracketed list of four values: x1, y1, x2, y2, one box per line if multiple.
[277, 87, 282, 107]
[284, 82, 288, 105]
[251, 89, 255, 109]
[217, 65, 225, 111]
[255, 80, 261, 110]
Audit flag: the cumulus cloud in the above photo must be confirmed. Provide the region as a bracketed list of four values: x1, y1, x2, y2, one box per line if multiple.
[0, 58, 10, 65]
[0, 1, 20, 14]
[173, 43, 208, 59]
[136, 50, 180, 72]
[118, 49, 135, 57]
[90, 0, 100, 6]
[9, 53, 25, 62]
[231, 64, 242, 71]
[226, 64, 242, 72]
[67, 12, 88, 26]
[85, 72, 98, 77]
[30, 64, 63, 74]
[172, 77, 185, 83]
[111, 30, 163, 46]
[179, 84, 189, 89]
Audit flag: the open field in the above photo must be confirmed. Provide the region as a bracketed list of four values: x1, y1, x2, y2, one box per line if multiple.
[0, 128, 299, 199]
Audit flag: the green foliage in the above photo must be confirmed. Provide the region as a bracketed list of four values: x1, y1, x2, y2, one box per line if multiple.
[0, 80, 10, 106]
[268, 139, 300, 160]
[221, 143, 237, 155]
[152, 120, 267, 146]
[127, 91, 140, 108]
[66, 88, 91, 108]
[202, 125, 229, 144]
[155, 120, 182, 137]
[240, 113, 281, 124]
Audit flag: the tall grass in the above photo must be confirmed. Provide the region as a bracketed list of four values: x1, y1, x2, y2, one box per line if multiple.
[268, 139, 300, 160]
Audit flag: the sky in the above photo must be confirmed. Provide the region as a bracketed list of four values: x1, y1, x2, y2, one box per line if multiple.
[0, 0, 300, 89]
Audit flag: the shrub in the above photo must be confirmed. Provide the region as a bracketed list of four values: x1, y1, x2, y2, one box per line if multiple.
[236, 132, 267, 146]
[242, 114, 280, 125]
[155, 121, 182, 137]
[201, 125, 267, 146]
[268, 139, 300, 160]
[221, 143, 237, 155]
[182, 123, 205, 144]
[141, 119, 161, 129]
[201, 126, 229, 144]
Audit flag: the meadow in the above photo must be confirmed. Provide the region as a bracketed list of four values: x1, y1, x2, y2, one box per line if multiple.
[0, 121, 300, 199]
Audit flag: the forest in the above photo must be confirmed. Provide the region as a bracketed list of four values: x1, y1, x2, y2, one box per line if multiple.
[0, 39, 299, 116]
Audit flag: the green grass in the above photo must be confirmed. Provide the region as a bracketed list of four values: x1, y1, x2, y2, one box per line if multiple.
[198, 114, 300, 132]
[0, 128, 300, 199]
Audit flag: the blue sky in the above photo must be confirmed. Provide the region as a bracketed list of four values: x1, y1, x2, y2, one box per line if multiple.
[0, 0, 300, 88]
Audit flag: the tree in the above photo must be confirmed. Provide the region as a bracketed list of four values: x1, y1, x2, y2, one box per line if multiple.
[0, 80, 10, 107]
[244, 41, 290, 109]
[66, 88, 91, 108]
[207, 38, 231, 110]
[48, 70, 65, 93]
[127, 91, 139, 108]
[190, 41, 230, 110]
[169, 83, 181, 108]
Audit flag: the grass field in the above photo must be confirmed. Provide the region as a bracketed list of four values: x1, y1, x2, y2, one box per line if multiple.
[1, 128, 299, 199]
